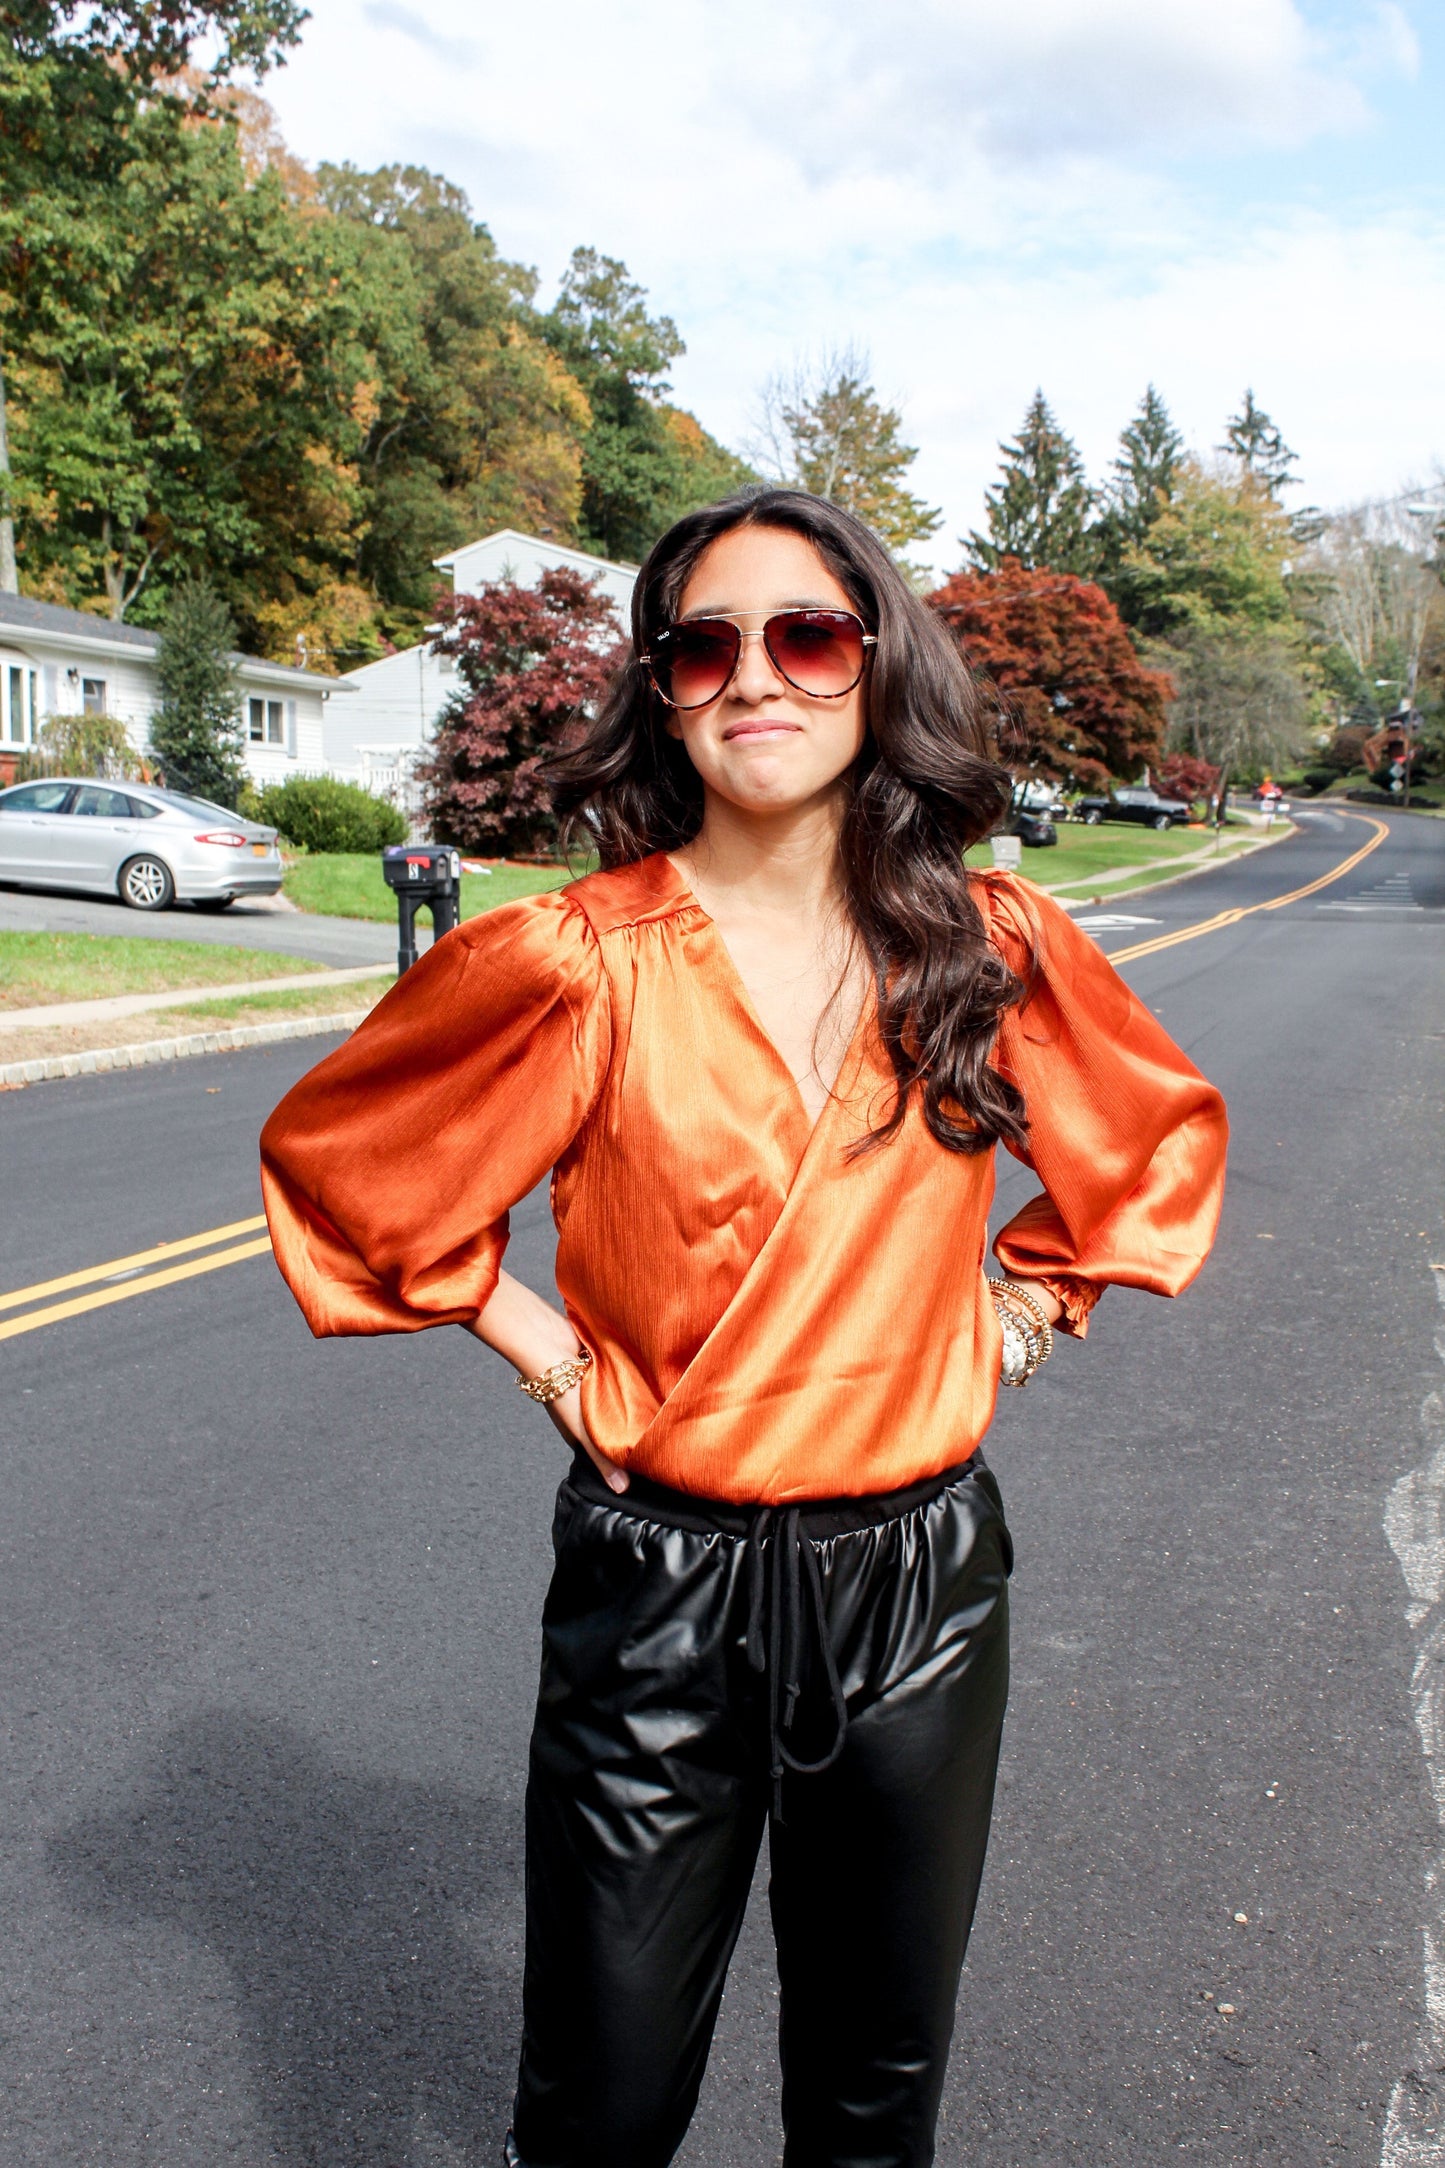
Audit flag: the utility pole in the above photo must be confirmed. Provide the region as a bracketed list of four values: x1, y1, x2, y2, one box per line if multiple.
[0, 348, 17, 595]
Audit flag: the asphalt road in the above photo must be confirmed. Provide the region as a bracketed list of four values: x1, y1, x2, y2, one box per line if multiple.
[2, 807, 1443, 2167]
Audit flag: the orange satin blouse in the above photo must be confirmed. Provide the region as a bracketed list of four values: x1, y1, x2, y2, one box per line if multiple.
[260, 853, 1227, 1504]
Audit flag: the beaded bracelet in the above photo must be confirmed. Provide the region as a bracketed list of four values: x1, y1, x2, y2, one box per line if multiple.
[988, 1279, 1055, 1388]
[517, 1347, 593, 1405]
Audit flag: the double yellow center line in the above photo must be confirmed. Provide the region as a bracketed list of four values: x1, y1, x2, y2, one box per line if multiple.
[0, 1215, 272, 1343]
[1103, 809, 1388, 963]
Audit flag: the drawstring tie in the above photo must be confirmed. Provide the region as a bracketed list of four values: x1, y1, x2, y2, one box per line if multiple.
[744, 1506, 849, 1821]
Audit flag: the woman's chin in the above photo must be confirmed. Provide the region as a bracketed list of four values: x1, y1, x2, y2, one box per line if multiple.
[710, 758, 835, 817]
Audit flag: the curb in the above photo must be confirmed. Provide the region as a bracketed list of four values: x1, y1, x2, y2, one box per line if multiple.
[0, 1009, 371, 1091]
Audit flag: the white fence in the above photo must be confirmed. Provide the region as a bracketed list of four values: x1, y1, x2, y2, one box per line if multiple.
[359, 747, 427, 837]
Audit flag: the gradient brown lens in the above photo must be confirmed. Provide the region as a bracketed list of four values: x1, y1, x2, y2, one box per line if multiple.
[765, 611, 867, 697]
[657, 620, 741, 708]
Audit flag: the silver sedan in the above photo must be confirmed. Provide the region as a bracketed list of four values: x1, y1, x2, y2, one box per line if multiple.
[0, 777, 283, 911]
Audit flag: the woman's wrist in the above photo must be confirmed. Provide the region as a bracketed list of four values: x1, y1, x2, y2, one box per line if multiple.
[1006, 1277, 1063, 1326]
[468, 1269, 581, 1378]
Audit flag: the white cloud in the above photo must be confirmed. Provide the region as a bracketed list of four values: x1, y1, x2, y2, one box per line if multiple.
[263, 0, 1441, 568]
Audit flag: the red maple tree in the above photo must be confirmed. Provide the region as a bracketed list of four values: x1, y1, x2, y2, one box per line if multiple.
[1157, 752, 1221, 805]
[419, 568, 627, 857]
[928, 560, 1172, 789]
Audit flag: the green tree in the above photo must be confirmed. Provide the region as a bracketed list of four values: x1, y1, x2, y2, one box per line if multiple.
[543, 249, 753, 561]
[1095, 385, 1182, 579]
[315, 163, 591, 637]
[150, 572, 246, 804]
[1164, 625, 1310, 799]
[757, 348, 940, 559]
[1219, 389, 1298, 498]
[1111, 460, 1296, 639]
[0, 0, 304, 597]
[965, 391, 1095, 574]
[2, 50, 389, 642]
[0, 0, 305, 80]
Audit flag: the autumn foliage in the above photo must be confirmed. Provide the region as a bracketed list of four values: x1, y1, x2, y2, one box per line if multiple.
[419, 568, 626, 857]
[928, 560, 1172, 789]
[1156, 753, 1222, 805]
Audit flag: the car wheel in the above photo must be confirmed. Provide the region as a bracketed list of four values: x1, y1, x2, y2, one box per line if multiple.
[118, 854, 175, 911]
[192, 897, 234, 912]
[1084, 808, 1103, 825]
[1151, 812, 1172, 831]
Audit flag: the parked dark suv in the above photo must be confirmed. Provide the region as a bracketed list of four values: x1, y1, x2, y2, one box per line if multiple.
[1074, 784, 1192, 832]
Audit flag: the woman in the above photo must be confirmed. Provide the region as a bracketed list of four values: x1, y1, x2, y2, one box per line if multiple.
[261, 489, 1227, 2168]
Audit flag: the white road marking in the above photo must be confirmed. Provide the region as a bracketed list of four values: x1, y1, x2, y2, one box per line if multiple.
[1071, 914, 1163, 930]
[1323, 874, 1423, 916]
[1382, 1263, 1445, 2164]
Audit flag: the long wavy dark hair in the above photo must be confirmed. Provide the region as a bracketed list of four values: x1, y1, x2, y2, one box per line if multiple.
[549, 488, 1029, 1154]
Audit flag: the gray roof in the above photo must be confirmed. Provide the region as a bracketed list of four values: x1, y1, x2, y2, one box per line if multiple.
[0, 592, 159, 649]
[0, 589, 352, 689]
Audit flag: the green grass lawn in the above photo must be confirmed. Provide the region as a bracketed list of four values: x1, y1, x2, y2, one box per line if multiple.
[0, 929, 328, 1011]
[282, 853, 576, 923]
[171, 982, 388, 1024]
[968, 819, 1269, 896]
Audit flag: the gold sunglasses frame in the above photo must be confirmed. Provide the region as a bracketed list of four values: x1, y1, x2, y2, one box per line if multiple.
[641, 609, 878, 711]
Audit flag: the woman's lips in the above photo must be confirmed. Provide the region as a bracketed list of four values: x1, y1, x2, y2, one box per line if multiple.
[721, 722, 802, 741]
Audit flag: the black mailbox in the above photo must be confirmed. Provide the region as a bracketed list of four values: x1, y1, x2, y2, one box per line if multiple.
[382, 843, 463, 974]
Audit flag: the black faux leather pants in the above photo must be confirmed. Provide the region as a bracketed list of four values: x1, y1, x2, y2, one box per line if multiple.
[507, 1450, 1011, 2168]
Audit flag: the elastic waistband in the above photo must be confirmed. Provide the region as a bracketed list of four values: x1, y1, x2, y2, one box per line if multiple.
[565, 1448, 983, 1541]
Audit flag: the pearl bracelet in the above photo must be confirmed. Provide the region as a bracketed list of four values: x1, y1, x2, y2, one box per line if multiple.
[988, 1279, 1055, 1388]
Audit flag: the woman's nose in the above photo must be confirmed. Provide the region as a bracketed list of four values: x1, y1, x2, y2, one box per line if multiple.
[729, 630, 785, 704]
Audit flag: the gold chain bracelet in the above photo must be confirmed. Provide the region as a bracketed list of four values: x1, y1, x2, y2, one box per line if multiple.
[988, 1280, 1055, 1387]
[516, 1347, 594, 1405]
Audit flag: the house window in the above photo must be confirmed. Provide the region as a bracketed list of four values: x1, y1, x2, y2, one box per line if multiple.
[248, 697, 284, 744]
[81, 677, 107, 714]
[7, 667, 21, 743]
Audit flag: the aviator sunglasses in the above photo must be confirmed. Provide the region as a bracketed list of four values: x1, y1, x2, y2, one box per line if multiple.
[642, 609, 877, 710]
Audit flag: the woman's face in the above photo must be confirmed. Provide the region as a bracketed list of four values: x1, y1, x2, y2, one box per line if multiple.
[663, 525, 869, 821]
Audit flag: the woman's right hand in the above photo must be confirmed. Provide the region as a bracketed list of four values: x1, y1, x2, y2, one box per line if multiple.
[544, 1383, 629, 1494]
[466, 1269, 629, 1494]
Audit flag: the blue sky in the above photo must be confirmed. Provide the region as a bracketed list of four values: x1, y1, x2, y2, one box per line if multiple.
[263, 0, 1445, 570]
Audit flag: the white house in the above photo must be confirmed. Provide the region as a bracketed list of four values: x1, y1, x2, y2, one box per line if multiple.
[325, 529, 636, 800]
[0, 592, 352, 788]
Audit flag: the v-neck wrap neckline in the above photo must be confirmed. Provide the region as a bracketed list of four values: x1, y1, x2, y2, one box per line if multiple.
[660, 854, 871, 1147]
[262, 851, 1228, 1505]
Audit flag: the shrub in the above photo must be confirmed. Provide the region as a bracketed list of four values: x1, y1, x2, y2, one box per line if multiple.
[255, 774, 408, 853]
[36, 711, 145, 777]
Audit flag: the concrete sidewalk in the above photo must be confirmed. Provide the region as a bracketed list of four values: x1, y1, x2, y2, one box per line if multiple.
[1, 962, 393, 1033]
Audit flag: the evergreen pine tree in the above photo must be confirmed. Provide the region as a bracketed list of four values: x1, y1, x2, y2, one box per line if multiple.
[1110, 385, 1183, 543]
[1095, 384, 1185, 598]
[150, 573, 246, 805]
[965, 391, 1095, 573]
[1219, 390, 1298, 497]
